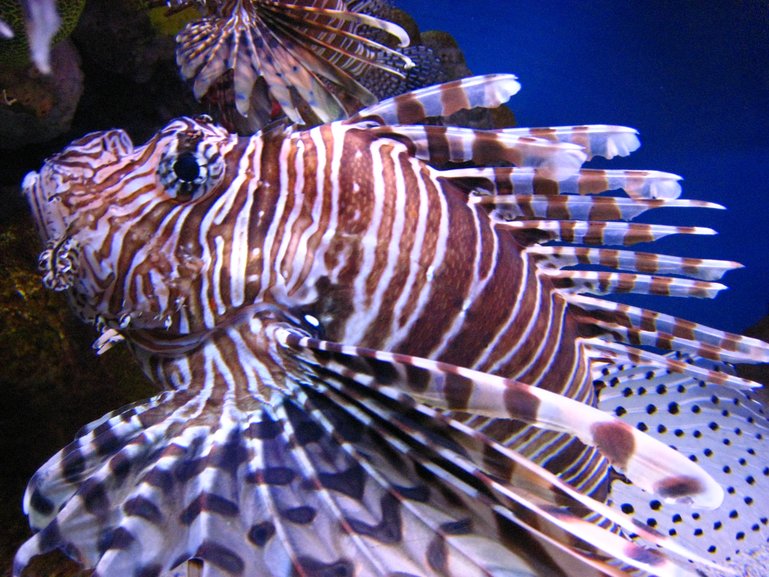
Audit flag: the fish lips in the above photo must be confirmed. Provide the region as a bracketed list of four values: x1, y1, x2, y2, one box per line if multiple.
[22, 168, 66, 245]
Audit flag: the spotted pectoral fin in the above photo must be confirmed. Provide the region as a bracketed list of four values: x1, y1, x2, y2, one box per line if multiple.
[597, 355, 769, 574]
[275, 326, 727, 576]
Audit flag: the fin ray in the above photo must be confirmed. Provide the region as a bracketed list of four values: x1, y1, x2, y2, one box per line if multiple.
[495, 125, 640, 160]
[527, 246, 741, 281]
[564, 293, 769, 364]
[472, 194, 719, 222]
[276, 327, 725, 510]
[497, 219, 714, 246]
[440, 166, 683, 199]
[353, 74, 522, 124]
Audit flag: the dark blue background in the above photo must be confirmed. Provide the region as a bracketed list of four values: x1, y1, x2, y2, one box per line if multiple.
[397, 0, 769, 334]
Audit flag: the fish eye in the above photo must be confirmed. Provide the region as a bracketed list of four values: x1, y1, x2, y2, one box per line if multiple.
[173, 152, 201, 182]
[158, 135, 225, 201]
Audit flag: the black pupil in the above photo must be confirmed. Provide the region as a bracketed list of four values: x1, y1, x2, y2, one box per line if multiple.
[173, 152, 200, 182]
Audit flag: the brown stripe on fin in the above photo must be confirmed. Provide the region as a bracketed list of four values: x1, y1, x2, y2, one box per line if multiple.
[277, 328, 726, 576]
[439, 166, 683, 199]
[351, 74, 521, 125]
[275, 328, 725, 510]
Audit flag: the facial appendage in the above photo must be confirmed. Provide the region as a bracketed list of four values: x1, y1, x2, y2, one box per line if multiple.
[22, 117, 239, 336]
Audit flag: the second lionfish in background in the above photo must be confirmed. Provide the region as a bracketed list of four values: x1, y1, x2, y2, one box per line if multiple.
[167, 0, 446, 132]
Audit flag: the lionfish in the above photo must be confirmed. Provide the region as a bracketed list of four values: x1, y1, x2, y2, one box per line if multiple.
[16, 75, 769, 577]
[169, 0, 427, 132]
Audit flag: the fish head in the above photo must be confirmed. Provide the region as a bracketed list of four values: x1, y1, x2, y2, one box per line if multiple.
[22, 116, 241, 334]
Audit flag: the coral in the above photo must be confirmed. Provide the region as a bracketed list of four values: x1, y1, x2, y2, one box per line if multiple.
[145, 2, 198, 36]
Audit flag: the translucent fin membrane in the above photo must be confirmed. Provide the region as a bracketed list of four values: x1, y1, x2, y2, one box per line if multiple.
[352, 74, 522, 124]
[277, 327, 728, 576]
[598, 357, 769, 573]
[526, 246, 742, 282]
[442, 167, 684, 199]
[276, 328, 724, 509]
[494, 125, 640, 160]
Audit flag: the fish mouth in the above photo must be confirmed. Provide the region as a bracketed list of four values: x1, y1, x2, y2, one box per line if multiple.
[22, 169, 62, 245]
[126, 302, 296, 356]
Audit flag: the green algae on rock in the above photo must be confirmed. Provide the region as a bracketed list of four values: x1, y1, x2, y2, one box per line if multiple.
[0, 215, 151, 577]
[0, 0, 85, 69]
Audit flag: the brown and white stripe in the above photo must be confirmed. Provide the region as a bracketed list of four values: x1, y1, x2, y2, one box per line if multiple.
[16, 74, 769, 577]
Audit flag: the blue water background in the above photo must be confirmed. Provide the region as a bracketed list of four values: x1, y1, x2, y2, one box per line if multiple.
[398, 0, 769, 334]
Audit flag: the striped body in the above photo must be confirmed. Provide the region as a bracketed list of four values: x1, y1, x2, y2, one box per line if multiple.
[31, 115, 605, 491]
[17, 76, 769, 577]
